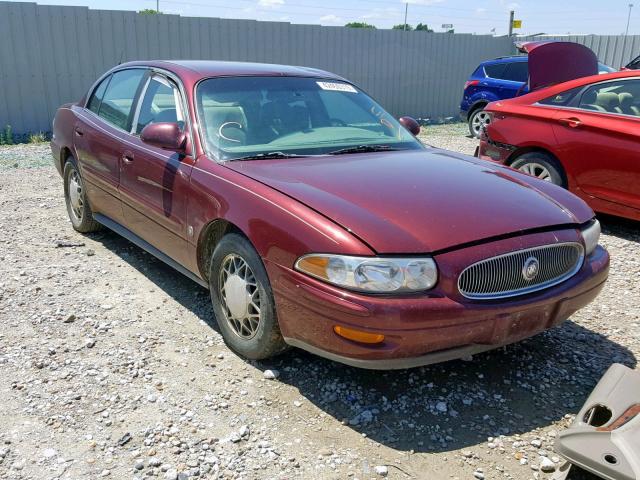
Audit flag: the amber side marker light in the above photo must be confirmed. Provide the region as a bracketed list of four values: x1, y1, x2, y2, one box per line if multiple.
[333, 325, 385, 344]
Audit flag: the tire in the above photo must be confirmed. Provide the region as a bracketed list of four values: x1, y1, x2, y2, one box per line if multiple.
[208, 233, 288, 360]
[468, 106, 490, 138]
[510, 152, 566, 187]
[63, 157, 102, 233]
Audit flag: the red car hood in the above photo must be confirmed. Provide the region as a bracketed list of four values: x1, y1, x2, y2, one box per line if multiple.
[515, 41, 599, 91]
[225, 149, 593, 253]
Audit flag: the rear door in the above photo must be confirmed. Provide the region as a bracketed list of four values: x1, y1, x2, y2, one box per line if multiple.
[74, 68, 147, 224]
[498, 61, 528, 99]
[119, 72, 194, 267]
[550, 78, 640, 214]
[481, 62, 509, 99]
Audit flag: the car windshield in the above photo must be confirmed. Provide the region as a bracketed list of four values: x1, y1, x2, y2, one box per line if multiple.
[196, 76, 423, 161]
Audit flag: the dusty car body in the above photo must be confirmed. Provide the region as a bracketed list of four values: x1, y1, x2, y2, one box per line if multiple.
[52, 60, 609, 369]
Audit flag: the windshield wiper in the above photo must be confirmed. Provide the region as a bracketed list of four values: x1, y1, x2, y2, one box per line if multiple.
[229, 151, 307, 161]
[328, 144, 399, 155]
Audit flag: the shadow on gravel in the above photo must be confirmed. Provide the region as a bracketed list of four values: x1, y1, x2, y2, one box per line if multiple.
[88, 222, 637, 455]
[599, 214, 640, 244]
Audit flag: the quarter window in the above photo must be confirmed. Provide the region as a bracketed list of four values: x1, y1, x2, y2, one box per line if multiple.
[135, 76, 185, 134]
[87, 75, 110, 114]
[97, 69, 146, 130]
[538, 87, 583, 106]
[484, 63, 507, 79]
[577, 79, 640, 116]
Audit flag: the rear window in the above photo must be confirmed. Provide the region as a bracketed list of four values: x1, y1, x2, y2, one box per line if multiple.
[483, 63, 507, 79]
[502, 62, 529, 82]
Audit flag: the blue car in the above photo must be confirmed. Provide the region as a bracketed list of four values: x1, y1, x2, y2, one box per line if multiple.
[461, 55, 616, 138]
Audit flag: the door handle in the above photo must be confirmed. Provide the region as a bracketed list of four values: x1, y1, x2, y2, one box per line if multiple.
[122, 151, 134, 163]
[558, 117, 582, 128]
[74, 126, 84, 136]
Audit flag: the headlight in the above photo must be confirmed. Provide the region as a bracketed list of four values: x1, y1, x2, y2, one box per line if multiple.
[295, 254, 438, 293]
[581, 219, 601, 256]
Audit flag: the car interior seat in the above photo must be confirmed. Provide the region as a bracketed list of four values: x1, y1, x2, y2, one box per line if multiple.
[618, 92, 640, 116]
[595, 92, 623, 113]
[580, 89, 607, 112]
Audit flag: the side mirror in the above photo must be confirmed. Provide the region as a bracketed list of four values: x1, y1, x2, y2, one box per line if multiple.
[140, 122, 186, 152]
[399, 116, 420, 136]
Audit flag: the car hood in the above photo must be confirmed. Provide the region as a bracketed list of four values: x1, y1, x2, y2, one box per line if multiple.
[224, 149, 593, 253]
[515, 41, 599, 91]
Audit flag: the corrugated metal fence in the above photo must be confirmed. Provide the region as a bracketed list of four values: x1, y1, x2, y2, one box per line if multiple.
[0, 1, 513, 134]
[1, 1, 639, 135]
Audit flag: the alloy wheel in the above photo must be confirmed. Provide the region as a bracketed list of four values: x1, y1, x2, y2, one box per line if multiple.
[517, 162, 552, 182]
[472, 110, 491, 136]
[218, 253, 262, 339]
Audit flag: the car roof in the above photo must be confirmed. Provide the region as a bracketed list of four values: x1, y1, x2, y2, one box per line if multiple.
[115, 60, 342, 81]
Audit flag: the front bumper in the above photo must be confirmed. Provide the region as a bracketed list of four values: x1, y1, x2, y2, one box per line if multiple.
[266, 233, 609, 370]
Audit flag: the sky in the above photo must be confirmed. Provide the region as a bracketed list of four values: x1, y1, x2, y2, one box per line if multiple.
[6, 0, 639, 36]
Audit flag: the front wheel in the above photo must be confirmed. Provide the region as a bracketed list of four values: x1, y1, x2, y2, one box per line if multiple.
[209, 233, 288, 360]
[510, 152, 566, 187]
[468, 107, 490, 138]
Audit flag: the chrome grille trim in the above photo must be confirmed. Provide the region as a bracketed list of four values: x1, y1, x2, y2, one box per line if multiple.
[458, 242, 585, 300]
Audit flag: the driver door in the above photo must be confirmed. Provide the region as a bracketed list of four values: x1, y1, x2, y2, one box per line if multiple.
[119, 73, 194, 266]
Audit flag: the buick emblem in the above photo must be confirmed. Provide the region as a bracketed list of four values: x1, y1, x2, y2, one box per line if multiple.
[522, 256, 540, 281]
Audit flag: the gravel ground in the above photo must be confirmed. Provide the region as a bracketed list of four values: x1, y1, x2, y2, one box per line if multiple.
[0, 126, 638, 480]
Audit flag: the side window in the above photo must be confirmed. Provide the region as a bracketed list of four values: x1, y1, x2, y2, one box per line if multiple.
[502, 62, 529, 82]
[577, 79, 640, 116]
[538, 87, 583, 106]
[483, 63, 507, 79]
[97, 69, 146, 130]
[87, 75, 110, 114]
[135, 76, 185, 134]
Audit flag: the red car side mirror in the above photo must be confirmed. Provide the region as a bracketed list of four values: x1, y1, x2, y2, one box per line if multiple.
[140, 122, 187, 152]
[399, 116, 420, 136]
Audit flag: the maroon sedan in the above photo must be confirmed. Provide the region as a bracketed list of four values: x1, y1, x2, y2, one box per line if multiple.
[52, 61, 608, 369]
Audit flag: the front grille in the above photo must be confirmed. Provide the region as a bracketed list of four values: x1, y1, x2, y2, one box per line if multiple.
[458, 243, 584, 300]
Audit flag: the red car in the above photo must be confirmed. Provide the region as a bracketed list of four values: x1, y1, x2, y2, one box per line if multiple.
[479, 70, 640, 221]
[52, 61, 608, 369]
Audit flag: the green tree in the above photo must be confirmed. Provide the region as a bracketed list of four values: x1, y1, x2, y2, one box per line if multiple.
[344, 22, 376, 29]
[139, 8, 160, 14]
[392, 23, 413, 31]
[415, 23, 433, 32]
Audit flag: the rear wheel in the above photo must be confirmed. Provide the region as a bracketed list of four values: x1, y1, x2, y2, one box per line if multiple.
[510, 152, 566, 187]
[209, 233, 288, 360]
[63, 157, 102, 233]
[468, 106, 490, 138]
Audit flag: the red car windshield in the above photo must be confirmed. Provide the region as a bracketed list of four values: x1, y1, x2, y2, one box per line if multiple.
[196, 76, 423, 161]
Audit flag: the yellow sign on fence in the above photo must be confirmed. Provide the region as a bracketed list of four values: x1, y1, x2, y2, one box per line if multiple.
[512, 20, 522, 29]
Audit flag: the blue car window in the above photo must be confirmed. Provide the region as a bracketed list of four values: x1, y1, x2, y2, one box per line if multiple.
[502, 62, 529, 83]
[484, 63, 507, 79]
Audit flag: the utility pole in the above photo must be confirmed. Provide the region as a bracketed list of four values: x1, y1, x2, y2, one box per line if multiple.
[508, 10, 514, 36]
[626, 4, 634, 35]
[403, 2, 408, 31]
[157, 0, 160, 13]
